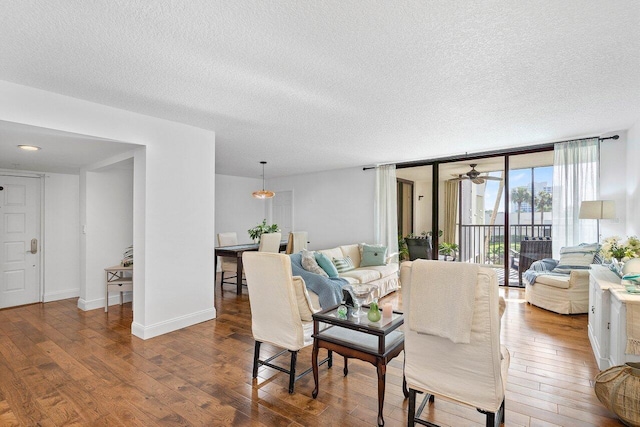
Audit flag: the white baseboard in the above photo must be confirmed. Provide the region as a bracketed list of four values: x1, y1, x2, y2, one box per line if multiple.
[131, 307, 217, 340]
[77, 292, 133, 311]
[43, 288, 80, 302]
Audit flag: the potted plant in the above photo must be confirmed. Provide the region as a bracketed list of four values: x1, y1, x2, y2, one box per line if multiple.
[398, 234, 409, 261]
[438, 242, 459, 261]
[248, 219, 280, 242]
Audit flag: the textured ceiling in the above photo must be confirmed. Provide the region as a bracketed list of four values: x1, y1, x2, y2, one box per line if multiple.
[0, 1, 638, 178]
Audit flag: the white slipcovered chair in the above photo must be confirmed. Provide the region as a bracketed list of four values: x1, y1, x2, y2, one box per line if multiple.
[285, 231, 308, 254]
[242, 252, 331, 393]
[258, 232, 282, 253]
[400, 260, 510, 427]
[217, 232, 241, 288]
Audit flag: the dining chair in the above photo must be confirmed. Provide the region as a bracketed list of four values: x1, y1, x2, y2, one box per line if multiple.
[285, 231, 308, 254]
[400, 260, 510, 426]
[242, 251, 331, 393]
[217, 232, 241, 288]
[258, 232, 282, 253]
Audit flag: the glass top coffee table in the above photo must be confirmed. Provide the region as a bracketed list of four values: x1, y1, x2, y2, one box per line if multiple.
[311, 304, 408, 427]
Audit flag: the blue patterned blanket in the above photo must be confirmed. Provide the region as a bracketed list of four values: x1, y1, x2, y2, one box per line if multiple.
[522, 258, 568, 285]
[289, 253, 347, 308]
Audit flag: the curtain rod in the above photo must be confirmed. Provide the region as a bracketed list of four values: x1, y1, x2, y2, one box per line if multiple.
[363, 134, 620, 171]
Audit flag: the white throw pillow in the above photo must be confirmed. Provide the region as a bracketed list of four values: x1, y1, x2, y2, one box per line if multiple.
[301, 249, 328, 277]
[553, 244, 598, 274]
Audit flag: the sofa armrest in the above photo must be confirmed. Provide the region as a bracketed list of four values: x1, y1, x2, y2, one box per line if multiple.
[385, 252, 399, 264]
[568, 269, 590, 288]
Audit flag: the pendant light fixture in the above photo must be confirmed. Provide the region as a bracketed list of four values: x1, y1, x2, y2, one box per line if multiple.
[252, 161, 275, 199]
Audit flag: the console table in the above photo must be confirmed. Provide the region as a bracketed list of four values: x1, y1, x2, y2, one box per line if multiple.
[588, 265, 640, 370]
[105, 265, 133, 312]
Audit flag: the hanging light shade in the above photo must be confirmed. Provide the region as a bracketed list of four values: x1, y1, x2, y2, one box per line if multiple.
[252, 161, 275, 199]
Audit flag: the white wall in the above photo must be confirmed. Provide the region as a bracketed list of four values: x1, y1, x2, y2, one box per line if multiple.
[268, 167, 375, 250]
[0, 80, 216, 340]
[79, 166, 133, 310]
[43, 173, 80, 302]
[600, 132, 628, 238]
[626, 121, 640, 236]
[214, 174, 266, 245]
[413, 180, 432, 235]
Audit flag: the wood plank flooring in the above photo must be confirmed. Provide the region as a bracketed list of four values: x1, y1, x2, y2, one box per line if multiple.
[0, 282, 624, 426]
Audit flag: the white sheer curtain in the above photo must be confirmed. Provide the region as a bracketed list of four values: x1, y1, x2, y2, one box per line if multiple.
[374, 165, 399, 262]
[552, 137, 599, 257]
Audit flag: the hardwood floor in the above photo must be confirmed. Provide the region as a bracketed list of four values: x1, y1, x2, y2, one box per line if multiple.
[0, 282, 623, 426]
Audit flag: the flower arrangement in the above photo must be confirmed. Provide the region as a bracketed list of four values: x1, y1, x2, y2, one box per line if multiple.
[600, 236, 640, 262]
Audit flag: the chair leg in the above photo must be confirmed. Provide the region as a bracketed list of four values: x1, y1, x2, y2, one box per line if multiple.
[220, 272, 224, 287]
[408, 388, 417, 427]
[288, 350, 298, 394]
[252, 341, 261, 378]
[478, 400, 503, 427]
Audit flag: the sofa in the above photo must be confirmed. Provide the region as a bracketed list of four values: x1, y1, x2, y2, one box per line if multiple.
[295, 243, 400, 310]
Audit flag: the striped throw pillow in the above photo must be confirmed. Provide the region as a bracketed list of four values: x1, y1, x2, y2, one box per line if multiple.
[553, 244, 598, 274]
[332, 256, 355, 273]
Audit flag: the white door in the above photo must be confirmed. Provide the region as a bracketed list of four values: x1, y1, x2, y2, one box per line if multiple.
[0, 176, 41, 309]
[272, 190, 293, 237]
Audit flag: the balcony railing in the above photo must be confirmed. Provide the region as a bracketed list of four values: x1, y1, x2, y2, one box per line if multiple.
[458, 224, 552, 266]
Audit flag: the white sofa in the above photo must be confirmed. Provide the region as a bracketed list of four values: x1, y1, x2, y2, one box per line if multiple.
[291, 243, 400, 310]
[316, 244, 399, 296]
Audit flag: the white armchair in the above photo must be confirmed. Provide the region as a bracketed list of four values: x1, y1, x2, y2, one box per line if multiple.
[242, 252, 331, 393]
[400, 260, 510, 427]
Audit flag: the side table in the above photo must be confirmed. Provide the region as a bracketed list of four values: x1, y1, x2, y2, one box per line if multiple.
[105, 265, 133, 312]
[311, 305, 408, 427]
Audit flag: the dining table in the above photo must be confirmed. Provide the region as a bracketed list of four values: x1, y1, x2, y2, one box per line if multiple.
[214, 241, 288, 294]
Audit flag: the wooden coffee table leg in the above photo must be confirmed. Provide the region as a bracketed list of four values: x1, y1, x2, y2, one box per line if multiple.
[312, 340, 319, 398]
[377, 360, 386, 426]
[343, 356, 348, 376]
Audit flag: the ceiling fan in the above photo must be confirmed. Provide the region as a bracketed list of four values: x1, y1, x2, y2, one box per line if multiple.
[450, 164, 503, 184]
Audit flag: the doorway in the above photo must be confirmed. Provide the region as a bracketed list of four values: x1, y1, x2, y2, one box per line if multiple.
[272, 190, 293, 237]
[0, 174, 41, 309]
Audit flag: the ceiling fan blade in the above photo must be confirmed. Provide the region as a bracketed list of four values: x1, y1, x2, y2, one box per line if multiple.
[482, 176, 503, 181]
[472, 178, 485, 184]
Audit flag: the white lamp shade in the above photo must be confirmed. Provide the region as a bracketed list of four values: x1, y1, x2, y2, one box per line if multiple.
[579, 200, 615, 220]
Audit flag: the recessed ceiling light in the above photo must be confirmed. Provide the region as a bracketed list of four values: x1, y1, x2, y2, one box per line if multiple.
[18, 145, 41, 151]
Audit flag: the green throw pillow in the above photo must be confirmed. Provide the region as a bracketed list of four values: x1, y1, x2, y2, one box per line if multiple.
[360, 244, 387, 267]
[332, 256, 355, 273]
[315, 252, 339, 278]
